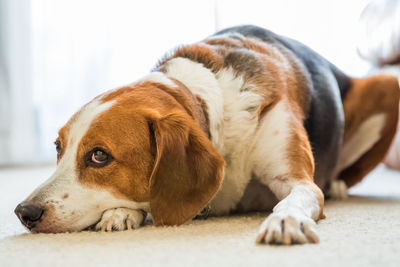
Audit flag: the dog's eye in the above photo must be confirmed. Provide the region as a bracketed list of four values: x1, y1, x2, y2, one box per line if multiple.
[86, 148, 112, 167]
[92, 150, 108, 163]
[54, 141, 62, 155]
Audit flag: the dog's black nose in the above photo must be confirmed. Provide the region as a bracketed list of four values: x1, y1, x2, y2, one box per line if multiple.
[14, 203, 44, 228]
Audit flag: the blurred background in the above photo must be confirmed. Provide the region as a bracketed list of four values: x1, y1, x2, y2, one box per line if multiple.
[0, 0, 399, 166]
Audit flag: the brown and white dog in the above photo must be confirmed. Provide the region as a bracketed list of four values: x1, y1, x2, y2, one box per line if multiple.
[15, 25, 399, 245]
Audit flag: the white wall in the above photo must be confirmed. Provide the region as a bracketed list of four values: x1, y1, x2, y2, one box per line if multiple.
[216, 0, 371, 76]
[31, 0, 216, 162]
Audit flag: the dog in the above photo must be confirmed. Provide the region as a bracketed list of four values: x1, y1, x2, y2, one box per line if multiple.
[15, 25, 399, 245]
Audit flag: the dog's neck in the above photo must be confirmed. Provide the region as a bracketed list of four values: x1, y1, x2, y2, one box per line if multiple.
[159, 57, 224, 153]
[168, 77, 211, 138]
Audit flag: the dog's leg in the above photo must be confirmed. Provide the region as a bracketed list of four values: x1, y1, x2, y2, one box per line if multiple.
[95, 208, 146, 231]
[253, 101, 324, 245]
[336, 75, 399, 188]
[329, 113, 387, 199]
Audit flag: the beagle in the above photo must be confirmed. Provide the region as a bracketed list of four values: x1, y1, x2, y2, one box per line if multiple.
[15, 25, 399, 245]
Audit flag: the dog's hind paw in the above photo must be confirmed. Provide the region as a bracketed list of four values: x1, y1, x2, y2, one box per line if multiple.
[95, 208, 145, 232]
[329, 180, 348, 200]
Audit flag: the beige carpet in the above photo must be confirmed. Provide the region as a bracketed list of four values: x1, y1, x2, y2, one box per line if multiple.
[0, 165, 399, 267]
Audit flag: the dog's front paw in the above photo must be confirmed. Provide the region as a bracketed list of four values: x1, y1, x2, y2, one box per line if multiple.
[256, 213, 319, 245]
[95, 208, 145, 232]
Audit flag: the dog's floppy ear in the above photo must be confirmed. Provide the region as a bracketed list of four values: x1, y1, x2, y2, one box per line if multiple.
[147, 109, 224, 226]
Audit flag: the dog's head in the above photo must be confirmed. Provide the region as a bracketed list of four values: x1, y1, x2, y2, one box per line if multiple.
[15, 76, 224, 233]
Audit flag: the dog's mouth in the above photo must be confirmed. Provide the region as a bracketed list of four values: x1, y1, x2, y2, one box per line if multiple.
[29, 218, 101, 234]
[23, 209, 105, 234]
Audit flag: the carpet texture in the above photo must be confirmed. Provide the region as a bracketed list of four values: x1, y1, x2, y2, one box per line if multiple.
[0, 165, 399, 267]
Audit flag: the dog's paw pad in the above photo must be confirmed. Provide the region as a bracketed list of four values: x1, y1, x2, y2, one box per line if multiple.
[95, 208, 145, 232]
[329, 180, 348, 200]
[256, 214, 319, 245]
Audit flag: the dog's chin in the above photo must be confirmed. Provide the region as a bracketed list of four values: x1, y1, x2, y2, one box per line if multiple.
[29, 225, 71, 234]
[29, 222, 96, 234]
[28, 214, 103, 234]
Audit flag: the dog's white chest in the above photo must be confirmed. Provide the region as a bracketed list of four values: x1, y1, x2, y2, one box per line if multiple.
[208, 69, 266, 215]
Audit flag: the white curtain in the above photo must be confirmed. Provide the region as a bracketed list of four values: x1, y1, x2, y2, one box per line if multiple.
[0, 0, 37, 165]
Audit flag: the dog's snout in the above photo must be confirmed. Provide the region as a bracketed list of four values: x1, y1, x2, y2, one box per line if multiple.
[15, 202, 44, 228]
